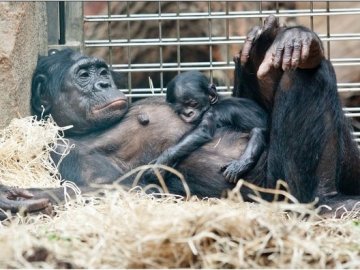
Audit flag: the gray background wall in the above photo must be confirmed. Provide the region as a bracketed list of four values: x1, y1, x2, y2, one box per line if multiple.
[0, 2, 47, 128]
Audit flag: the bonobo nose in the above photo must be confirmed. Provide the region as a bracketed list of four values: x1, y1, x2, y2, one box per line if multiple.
[185, 111, 194, 117]
[95, 81, 111, 91]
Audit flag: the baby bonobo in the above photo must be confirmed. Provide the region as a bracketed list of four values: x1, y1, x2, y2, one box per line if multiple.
[153, 71, 268, 183]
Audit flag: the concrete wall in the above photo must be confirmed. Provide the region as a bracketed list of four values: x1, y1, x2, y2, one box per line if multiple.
[0, 2, 47, 128]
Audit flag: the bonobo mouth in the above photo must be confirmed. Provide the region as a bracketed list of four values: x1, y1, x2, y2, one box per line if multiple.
[93, 98, 128, 113]
[180, 113, 198, 123]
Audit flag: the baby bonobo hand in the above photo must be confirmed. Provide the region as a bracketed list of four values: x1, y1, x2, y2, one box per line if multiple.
[220, 127, 266, 183]
[220, 158, 255, 183]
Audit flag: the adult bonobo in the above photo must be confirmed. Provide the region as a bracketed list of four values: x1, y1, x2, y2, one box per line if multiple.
[5, 15, 355, 214]
[30, 48, 241, 196]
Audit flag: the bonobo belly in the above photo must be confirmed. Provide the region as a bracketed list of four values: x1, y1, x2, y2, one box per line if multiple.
[115, 98, 251, 197]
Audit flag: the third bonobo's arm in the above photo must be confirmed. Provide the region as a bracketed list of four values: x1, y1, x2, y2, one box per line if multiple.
[235, 15, 325, 110]
[257, 26, 325, 78]
[153, 109, 216, 167]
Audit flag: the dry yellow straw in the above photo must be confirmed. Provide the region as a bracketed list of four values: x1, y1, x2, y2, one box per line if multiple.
[0, 116, 71, 188]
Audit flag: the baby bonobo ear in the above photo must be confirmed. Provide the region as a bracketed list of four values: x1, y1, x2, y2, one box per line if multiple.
[208, 83, 219, 105]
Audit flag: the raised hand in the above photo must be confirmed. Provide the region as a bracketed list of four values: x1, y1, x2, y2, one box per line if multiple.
[240, 15, 325, 79]
[257, 25, 324, 78]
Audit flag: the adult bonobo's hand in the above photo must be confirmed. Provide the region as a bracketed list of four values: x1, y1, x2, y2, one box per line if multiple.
[241, 15, 325, 79]
[0, 186, 51, 219]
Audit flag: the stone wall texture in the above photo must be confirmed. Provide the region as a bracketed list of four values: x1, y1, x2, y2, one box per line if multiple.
[0, 2, 47, 128]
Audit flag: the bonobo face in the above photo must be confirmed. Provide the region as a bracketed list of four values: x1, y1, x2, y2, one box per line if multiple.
[31, 49, 128, 135]
[166, 71, 216, 124]
[171, 87, 210, 123]
[58, 55, 128, 133]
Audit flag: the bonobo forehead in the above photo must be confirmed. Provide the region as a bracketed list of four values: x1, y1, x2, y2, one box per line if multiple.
[174, 74, 209, 101]
[69, 54, 108, 71]
[174, 82, 202, 101]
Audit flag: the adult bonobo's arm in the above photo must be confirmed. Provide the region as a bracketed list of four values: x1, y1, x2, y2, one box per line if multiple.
[0, 185, 51, 219]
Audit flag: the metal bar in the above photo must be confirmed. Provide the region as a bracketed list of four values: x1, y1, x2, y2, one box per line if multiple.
[208, 1, 213, 83]
[326, 2, 331, 60]
[158, 1, 164, 92]
[107, 2, 113, 66]
[84, 33, 360, 48]
[84, 9, 360, 22]
[176, 1, 180, 75]
[59, 1, 65, 44]
[225, 1, 230, 92]
[126, 2, 132, 96]
[310, 1, 314, 30]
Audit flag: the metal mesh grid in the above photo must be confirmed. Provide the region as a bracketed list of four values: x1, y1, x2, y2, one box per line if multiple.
[83, 1, 360, 144]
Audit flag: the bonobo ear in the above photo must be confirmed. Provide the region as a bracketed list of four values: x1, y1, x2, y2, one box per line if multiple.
[110, 70, 127, 89]
[208, 83, 219, 105]
[32, 74, 52, 116]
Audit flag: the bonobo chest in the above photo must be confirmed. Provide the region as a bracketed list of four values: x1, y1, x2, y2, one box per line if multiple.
[90, 97, 193, 168]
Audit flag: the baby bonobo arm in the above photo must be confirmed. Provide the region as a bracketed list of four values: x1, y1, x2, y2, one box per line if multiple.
[154, 109, 216, 167]
[218, 98, 268, 183]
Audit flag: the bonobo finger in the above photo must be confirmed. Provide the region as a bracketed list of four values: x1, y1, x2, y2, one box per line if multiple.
[291, 40, 302, 69]
[272, 42, 284, 69]
[241, 26, 261, 65]
[7, 188, 34, 200]
[223, 168, 235, 183]
[257, 49, 273, 79]
[24, 198, 51, 213]
[262, 14, 280, 38]
[0, 198, 50, 213]
[282, 40, 294, 71]
[222, 169, 230, 180]
[300, 35, 311, 64]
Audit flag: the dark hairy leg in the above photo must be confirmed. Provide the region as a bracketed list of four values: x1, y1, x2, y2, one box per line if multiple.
[266, 61, 343, 203]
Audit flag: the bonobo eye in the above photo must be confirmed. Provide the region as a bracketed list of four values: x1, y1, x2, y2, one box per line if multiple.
[79, 70, 90, 79]
[187, 100, 199, 108]
[99, 68, 109, 76]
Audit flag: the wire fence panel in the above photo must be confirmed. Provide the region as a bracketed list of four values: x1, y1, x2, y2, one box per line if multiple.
[83, 1, 360, 144]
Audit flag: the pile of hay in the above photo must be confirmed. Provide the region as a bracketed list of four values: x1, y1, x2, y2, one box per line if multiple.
[0, 117, 359, 268]
[0, 116, 70, 188]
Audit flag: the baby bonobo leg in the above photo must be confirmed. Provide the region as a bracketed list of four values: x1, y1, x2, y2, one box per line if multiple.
[221, 127, 267, 183]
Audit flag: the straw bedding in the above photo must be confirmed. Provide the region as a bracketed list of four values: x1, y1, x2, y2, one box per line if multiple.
[0, 116, 359, 268]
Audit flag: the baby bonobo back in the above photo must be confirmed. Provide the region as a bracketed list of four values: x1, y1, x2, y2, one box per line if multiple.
[151, 71, 269, 183]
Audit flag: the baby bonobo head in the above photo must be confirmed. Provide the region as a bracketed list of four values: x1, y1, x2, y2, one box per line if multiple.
[166, 71, 218, 123]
